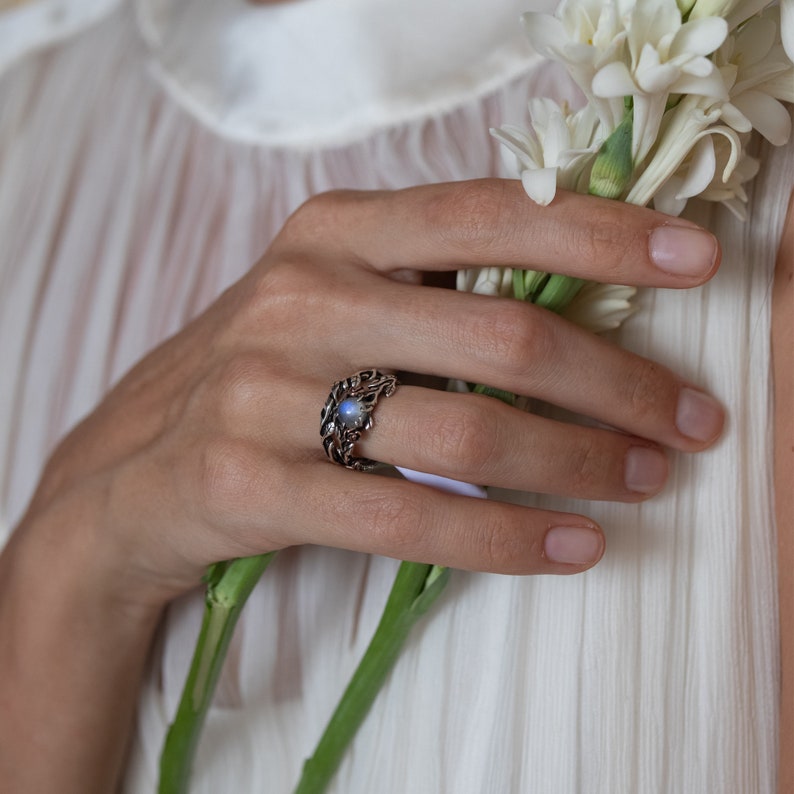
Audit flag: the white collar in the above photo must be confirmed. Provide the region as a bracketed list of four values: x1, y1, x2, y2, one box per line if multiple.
[136, 0, 553, 148]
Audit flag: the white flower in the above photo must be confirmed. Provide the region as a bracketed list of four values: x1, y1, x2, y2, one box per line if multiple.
[627, 93, 742, 206]
[521, 0, 627, 130]
[490, 100, 603, 206]
[700, 145, 760, 219]
[688, 0, 794, 66]
[715, 9, 794, 145]
[562, 282, 638, 332]
[456, 266, 513, 296]
[590, 0, 729, 162]
[651, 132, 757, 216]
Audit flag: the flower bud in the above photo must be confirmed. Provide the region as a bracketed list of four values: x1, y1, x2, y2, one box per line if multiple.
[589, 114, 634, 199]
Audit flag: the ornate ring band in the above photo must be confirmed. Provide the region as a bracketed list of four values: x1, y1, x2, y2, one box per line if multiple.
[320, 369, 399, 471]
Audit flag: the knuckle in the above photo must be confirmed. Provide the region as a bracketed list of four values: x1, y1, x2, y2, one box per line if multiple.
[568, 209, 629, 278]
[246, 258, 316, 322]
[197, 438, 264, 520]
[275, 189, 363, 251]
[472, 302, 555, 379]
[422, 401, 497, 476]
[358, 488, 428, 557]
[625, 358, 668, 418]
[565, 435, 607, 494]
[212, 354, 270, 427]
[478, 512, 530, 572]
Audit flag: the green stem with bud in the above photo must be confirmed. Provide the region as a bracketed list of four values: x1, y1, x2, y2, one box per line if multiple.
[158, 553, 277, 793]
[512, 107, 635, 311]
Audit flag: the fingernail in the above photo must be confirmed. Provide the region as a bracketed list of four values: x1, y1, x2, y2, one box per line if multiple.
[544, 526, 603, 565]
[649, 225, 718, 277]
[675, 387, 724, 443]
[624, 446, 668, 494]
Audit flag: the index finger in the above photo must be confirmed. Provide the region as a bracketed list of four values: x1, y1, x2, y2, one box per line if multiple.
[301, 180, 720, 288]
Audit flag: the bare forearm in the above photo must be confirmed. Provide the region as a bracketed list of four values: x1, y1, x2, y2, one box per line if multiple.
[0, 497, 163, 793]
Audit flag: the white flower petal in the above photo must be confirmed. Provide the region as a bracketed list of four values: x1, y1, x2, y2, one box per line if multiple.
[471, 266, 513, 297]
[543, 112, 573, 165]
[637, 61, 681, 93]
[724, 0, 771, 30]
[670, 17, 728, 58]
[592, 61, 637, 97]
[779, 0, 794, 62]
[680, 55, 715, 79]
[632, 94, 667, 162]
[521, 168, 559, 206]
[653, 176, 689, 216]
[759, 71, 794, 103]
[626, 95, 721, 206]
[490, 127, 538, 172]
[563, 282, 637, 332]
[672, 68, 729, 99]
[732, 17, 777, 66]
[732, 89, 792, 145]
[456, 268, 477, 293]
[676, 136, 716, 199]
[719, 103, 753, 133]
[521, 12, 569, 58]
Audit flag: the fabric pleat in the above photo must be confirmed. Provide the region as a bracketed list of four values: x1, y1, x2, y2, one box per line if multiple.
[0, 4, 791, 793]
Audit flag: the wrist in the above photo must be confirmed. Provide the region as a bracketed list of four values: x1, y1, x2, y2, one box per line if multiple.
[8, 475, 170, 626]
[0, 489, 165, 792]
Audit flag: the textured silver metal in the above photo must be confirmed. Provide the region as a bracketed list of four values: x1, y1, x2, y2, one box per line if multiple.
[320, 369, 399, 471]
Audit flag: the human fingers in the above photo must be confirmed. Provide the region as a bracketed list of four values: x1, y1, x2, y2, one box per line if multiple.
[358, 282, 724, 452]
[252, 268, 723, 453]
[284, 180, 720, 287]
[243, 461, 605, 575]
[349, 386, 668, 501]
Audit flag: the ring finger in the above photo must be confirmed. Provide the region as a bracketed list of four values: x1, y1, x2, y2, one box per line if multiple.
[347, 385, 669, 501]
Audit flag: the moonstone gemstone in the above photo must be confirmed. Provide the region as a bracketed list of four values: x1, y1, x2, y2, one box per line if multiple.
[338, 397, 365, 429]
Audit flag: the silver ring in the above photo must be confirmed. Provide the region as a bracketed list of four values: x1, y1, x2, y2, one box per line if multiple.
[320, 369, 399, 471]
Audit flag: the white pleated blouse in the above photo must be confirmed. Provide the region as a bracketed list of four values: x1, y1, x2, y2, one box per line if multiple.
[0, 2, 791, 792]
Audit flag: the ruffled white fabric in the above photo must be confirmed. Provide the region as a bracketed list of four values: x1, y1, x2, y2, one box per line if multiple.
[136, 0, 550, 148]
[0, 0, 119, 72]
[0, 3, 790, 793]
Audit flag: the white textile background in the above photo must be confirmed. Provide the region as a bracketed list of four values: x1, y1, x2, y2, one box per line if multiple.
[0, 2, 791, 792]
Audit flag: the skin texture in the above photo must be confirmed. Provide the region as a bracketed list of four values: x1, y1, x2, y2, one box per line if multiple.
[776, 192, 794, 794]
[0, 182, 726, 792]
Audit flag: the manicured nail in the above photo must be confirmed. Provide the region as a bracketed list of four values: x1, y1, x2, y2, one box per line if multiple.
[544, 526, 603, 565]
[624, 446, 668, 494]
[649, 225, 718, 276]
[675, 387, 724, 443]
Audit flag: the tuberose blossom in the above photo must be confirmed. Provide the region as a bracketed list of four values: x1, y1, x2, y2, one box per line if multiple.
[473, 0, 793, 338]
[520, 0, 627, 130]
[490, 100, 603, 206]
[589, 0, 729, 162]
[714, 7, 794, 145]
[689, 0, 794, 64]
[562, 282, 638, 332]
[498, 0, 792, 217]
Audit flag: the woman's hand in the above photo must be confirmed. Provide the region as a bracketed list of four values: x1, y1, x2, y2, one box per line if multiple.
[0, 179, 724, 793]
[24, 179, 725, 605]
[4, 179, 722, 619]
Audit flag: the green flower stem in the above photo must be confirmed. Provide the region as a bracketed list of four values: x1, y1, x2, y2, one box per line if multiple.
[513, 111, 636, 318]
[293, 561, 450, 794]
[159, 552, 277, 794]
[533, 274, 586, 312]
